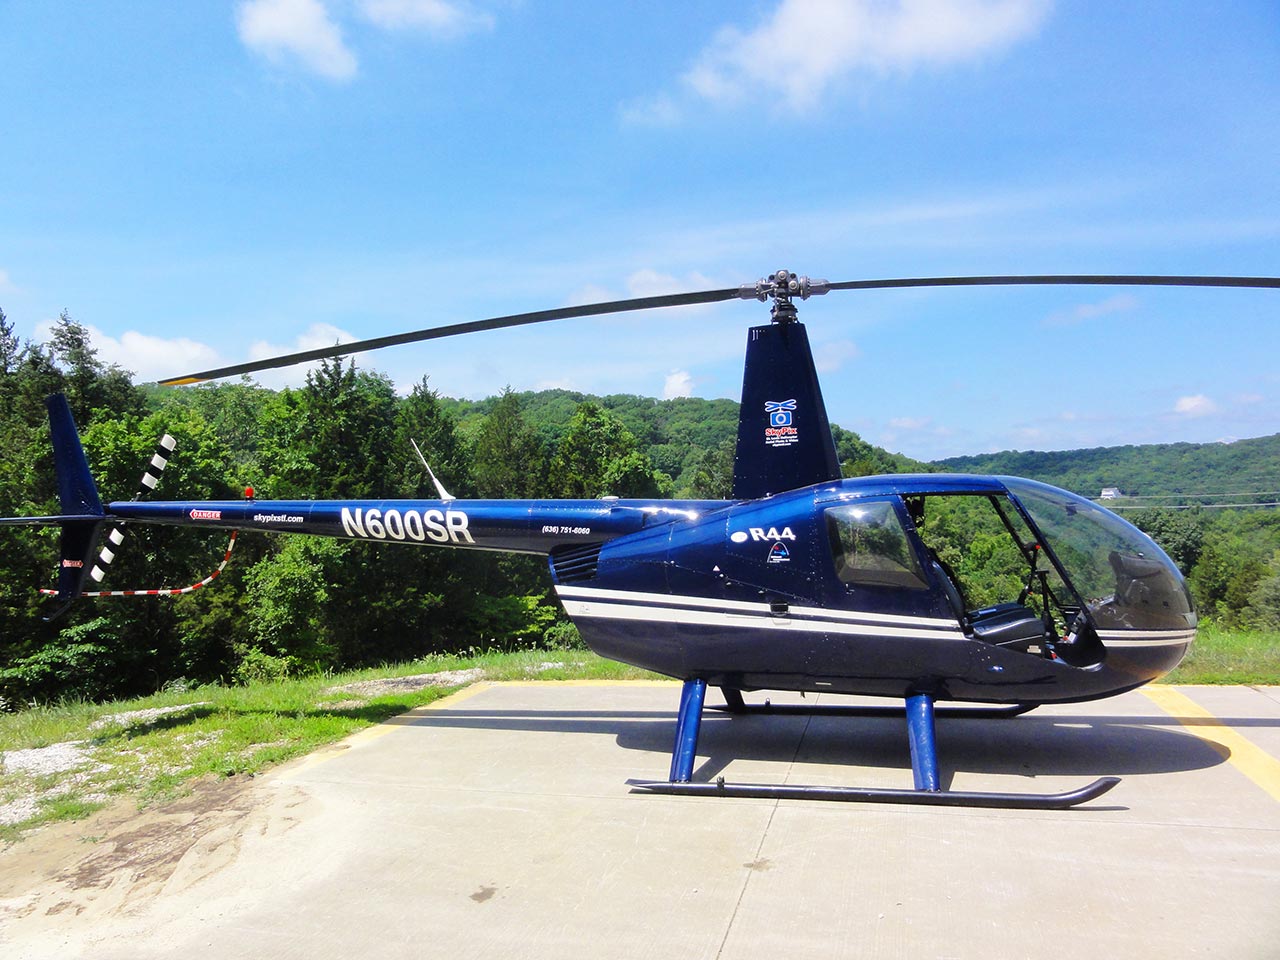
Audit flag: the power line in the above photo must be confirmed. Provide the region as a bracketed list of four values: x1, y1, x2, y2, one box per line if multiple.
[1101, 490, 1280, 500]
[1104, 501, 1280, 510]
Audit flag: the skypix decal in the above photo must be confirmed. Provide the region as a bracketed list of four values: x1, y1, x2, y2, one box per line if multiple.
[767, 542, 790, 564]
[341, 507, 475, 544]
[764, 399, 799, 447]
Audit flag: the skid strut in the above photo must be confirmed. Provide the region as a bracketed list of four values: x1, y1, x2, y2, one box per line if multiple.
[631, 682, 1120, 810]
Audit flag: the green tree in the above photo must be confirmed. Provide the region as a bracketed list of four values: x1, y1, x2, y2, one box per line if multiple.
[684, 439, 734, 499]
[471, 387, 544, 498]
[395, 375, 469, 498]
[47, 311, 144, 422]
[548, 401, 662, 498]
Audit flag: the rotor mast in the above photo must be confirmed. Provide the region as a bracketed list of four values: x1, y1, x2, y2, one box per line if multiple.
[738, 268, 831, 324]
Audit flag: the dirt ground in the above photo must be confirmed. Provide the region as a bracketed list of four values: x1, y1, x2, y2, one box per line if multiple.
[0, 770, 301, 938]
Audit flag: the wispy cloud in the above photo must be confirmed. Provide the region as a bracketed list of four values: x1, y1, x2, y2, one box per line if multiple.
[814, 339, 859, 373]
[236, 0, 358, 81]
[247, 322, 358, 388]
[626, 0, 1052, 123]
[1042, 293, 1138, 327]
[356, 0, 493, 37]
[0, 268, 15, 294]
[237, 0, 493, 79]
[1174, 394, 1218, 417]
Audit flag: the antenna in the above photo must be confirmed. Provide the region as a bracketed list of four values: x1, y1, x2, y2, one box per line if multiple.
[411, 439, 455, 502]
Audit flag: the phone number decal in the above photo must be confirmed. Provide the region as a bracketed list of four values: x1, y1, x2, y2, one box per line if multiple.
[541, 525, 592, 536]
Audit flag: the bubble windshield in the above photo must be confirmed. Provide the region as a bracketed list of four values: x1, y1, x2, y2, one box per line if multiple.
[1002, 478, 1196, 631]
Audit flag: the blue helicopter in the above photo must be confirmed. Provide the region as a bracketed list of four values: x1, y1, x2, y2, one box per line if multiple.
[10, 270, 1279, 809]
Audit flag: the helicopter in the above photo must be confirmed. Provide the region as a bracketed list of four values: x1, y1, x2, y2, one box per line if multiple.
[6, 269, 1278, 809]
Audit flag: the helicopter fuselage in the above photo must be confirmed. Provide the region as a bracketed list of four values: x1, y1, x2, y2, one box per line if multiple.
[112, 472, 1195, 707]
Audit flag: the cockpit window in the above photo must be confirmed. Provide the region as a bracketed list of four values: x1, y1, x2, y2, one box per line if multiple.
[906, 493, 1045, 611]
[826, 500, 928, 589]
[1003, 478, 1195, 631]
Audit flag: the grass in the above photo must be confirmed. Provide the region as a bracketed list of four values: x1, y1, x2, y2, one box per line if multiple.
[1, 628, 1275, 841]
[0, 647, 658, 842]
[1163, 621, 1280, 685]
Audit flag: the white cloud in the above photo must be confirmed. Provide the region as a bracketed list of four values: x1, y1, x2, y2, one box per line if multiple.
[1043, 293, 1138, 327]
[0, 268, 14, 293]
[814, 339, 859, 373]
[565, 269, 722, 311]
[30, 322, 222, 384]
[889, 416, 930, 430]
[618, 94, 682, 128]
[357, 0, 493, 36]
[674, 0, 1052, 113]
[1174, 394, 1218, 417]
[247, 322, 358, 388]
[236, 0, 358, 80]
[663, 369, 695, 399]
[624, 269, 718, 298]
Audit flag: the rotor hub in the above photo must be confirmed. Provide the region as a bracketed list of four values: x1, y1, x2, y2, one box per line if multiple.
[738, 269, 831, 323]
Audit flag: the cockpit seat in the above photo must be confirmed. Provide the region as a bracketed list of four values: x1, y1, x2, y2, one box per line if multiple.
[968, 602, 1050, 648]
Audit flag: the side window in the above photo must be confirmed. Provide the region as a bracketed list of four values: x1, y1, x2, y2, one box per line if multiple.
[826, 501, 927, 589]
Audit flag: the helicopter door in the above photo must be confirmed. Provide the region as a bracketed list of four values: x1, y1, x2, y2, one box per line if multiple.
[822, 499, 940, 619]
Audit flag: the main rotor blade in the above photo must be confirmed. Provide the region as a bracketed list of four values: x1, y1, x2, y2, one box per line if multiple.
[159, 286, 741, 386]
[825, 274, 1280, 292]
[160, 272, 1279, 386]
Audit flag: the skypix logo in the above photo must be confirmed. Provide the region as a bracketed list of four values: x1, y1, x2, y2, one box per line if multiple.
[764, 399, 799, 448]
[341, 507, 475, 544]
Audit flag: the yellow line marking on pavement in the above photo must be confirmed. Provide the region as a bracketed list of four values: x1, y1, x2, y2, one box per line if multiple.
[494, 679, 676, 688]
[1141, 686, 1280, 802]
[280, 680, 677, 779]
[280, 682, 496, 779]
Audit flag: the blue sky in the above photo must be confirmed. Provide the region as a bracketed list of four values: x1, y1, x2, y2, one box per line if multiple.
[1, 1, 1277, 460]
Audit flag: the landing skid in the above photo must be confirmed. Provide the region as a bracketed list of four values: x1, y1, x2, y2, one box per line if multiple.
[713, 687, 1036, 719]
[637, 679, 1118, 810]
[628, 776, 1120, 810]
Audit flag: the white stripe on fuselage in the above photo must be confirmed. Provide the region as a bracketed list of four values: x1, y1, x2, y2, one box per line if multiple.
[554, 585, 965, 638]
[1095, 628, 1196, 647]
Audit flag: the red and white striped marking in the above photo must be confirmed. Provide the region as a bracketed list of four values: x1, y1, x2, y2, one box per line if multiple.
[42, 531, 238, 598]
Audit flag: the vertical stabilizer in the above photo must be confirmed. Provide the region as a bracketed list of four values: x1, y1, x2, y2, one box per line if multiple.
[732, 321, 841, 499]
[44, 394, 105, 618]
[47, 394, 103, 518]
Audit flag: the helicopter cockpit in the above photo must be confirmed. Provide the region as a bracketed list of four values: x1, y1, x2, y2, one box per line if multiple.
[825, 476, 1195, 667]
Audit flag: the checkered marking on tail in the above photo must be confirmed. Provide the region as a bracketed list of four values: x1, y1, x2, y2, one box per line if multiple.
[89, 433, 175, 583]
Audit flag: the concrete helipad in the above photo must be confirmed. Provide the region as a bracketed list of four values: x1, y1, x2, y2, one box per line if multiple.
[2, 681, 1278, 960]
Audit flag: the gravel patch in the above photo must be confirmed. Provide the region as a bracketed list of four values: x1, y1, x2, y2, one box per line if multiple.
[2, 741, 101, 777]
[327, 669, 483, 697]
[0, 795, 39, 826]
[89, 702, 212, 731]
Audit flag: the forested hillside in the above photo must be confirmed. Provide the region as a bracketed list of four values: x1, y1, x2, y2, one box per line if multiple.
[936, 435, 1280, 504]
